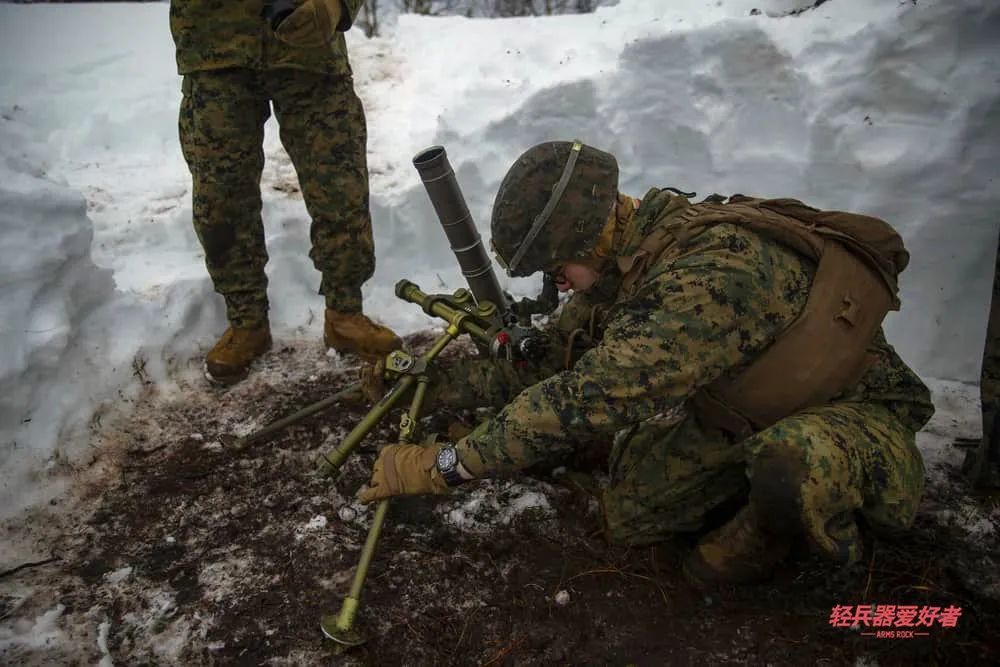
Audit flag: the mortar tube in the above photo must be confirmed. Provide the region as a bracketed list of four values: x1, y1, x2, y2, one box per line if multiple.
[412, 146, 510, 317]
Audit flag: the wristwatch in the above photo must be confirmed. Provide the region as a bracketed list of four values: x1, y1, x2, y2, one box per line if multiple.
[435, 445, 466, 487]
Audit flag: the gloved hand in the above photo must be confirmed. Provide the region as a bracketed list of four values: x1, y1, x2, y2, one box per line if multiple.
[271, 0, 344, 49]
[358, 443, 449, 503]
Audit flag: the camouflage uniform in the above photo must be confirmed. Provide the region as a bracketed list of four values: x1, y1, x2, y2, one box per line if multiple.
[170, 1, 372, 328]
[436, 189, 934, 565]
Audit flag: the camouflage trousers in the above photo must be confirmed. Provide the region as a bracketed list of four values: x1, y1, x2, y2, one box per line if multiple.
[179, 67, 374, 328]
[602, 402, 925, 565]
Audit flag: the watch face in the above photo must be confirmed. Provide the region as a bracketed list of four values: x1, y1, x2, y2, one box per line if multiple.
[436, 446, 458, 471]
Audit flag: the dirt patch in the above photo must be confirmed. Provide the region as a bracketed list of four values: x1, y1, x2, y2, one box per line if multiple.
[1, 334, 998, 665]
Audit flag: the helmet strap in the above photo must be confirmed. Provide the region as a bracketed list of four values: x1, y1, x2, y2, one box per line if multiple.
[507, 140, 583, 275]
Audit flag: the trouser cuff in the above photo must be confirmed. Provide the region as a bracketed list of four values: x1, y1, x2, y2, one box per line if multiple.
[323, 287, 363, 313]
[225, 300, 269, 330]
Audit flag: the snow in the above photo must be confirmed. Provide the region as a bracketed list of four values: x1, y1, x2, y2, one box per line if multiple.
[338, 504, 359, 523]
[103, 566, 133, 586]
[916, 395, 997, 546]
[96, 618, 113, 667]
[0, 0, 997, 537]
[440, 480, 555, 532]
[295, 513, 330, 540]
[198, 557, 254, 604]
[0, 603, 65, 653]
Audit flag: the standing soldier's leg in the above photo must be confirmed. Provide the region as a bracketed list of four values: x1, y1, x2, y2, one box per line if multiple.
[964, 232, 1000, 488]
[267, 69, 400, 360]
[179, 69, 273, 382]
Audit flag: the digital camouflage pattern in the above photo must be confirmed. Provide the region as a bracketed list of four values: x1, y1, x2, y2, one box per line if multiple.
[436, 188, 934, 564]
[491, 141, 619, 276]
[178, 68, 373, 327]
[169, 0, 363, 76]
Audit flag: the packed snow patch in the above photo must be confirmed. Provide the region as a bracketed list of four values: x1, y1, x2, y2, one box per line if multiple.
[933, 501, 998, 541]
[96, 618, 113, 667]
[295, 514, 330, 541]
[439, 480, 556, 533]
[0, 604, 65, 653]
[103, 566, 133, 586]
[917, 379, 981, 478]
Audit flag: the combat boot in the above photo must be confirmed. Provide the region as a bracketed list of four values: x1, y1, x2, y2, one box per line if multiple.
[324, 309, 402, 361]
[682, 505, 791, 587]
[204, 325, 272, 385]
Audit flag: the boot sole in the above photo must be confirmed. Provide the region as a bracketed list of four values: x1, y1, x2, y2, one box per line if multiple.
[203, 339, 272, 387]
[325, 340, 401, 361]
[203, 362, 248, 387]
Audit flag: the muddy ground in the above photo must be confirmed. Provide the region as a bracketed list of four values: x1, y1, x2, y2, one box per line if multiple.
[1, 333, 998, 666]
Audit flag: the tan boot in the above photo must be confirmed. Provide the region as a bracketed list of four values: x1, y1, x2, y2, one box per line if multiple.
[204, 325, 272, 384]
[682, 505, 791, 587]
[324, 309, 402, 361]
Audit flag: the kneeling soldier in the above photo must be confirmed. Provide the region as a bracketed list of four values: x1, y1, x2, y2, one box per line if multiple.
[360, 141, 934, 585]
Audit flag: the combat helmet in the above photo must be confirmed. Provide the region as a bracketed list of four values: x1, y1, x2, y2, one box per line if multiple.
[491, 141, 619, 277]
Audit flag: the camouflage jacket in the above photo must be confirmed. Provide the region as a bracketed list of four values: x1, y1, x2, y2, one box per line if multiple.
[448, 188, 934, 475]
[169, 1, 362, 75]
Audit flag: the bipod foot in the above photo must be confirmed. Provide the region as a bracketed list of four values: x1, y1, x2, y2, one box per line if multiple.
[320, 614, 367, 652]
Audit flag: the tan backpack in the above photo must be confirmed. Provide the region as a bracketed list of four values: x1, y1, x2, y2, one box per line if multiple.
[624, 195, 909, 437]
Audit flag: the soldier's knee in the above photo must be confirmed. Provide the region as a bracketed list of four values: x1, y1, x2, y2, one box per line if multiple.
[748, 451, 810, 536]
[599, 489, 649, 546]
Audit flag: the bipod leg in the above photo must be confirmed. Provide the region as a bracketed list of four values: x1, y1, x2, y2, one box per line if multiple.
[232, 383, 362, 451]
[320, 498, 390, 650]
[319, 361, 438, 650]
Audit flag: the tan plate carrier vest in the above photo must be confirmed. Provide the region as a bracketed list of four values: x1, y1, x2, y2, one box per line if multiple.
[619, 196, 909, 439]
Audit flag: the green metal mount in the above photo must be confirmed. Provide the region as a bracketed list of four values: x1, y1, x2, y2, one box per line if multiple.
[318, 282, 500, 650]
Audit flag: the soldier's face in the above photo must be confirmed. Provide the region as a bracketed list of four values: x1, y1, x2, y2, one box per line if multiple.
[553, 262, 601, 292]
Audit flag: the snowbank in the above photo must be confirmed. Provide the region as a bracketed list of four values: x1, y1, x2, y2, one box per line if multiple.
[378, 0, 1000, 384]
[1, 122, 122, 513]
[0, 0, 998, 516]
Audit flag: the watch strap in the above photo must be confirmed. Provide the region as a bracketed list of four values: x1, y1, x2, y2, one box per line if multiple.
[440, 466, 465, 487]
